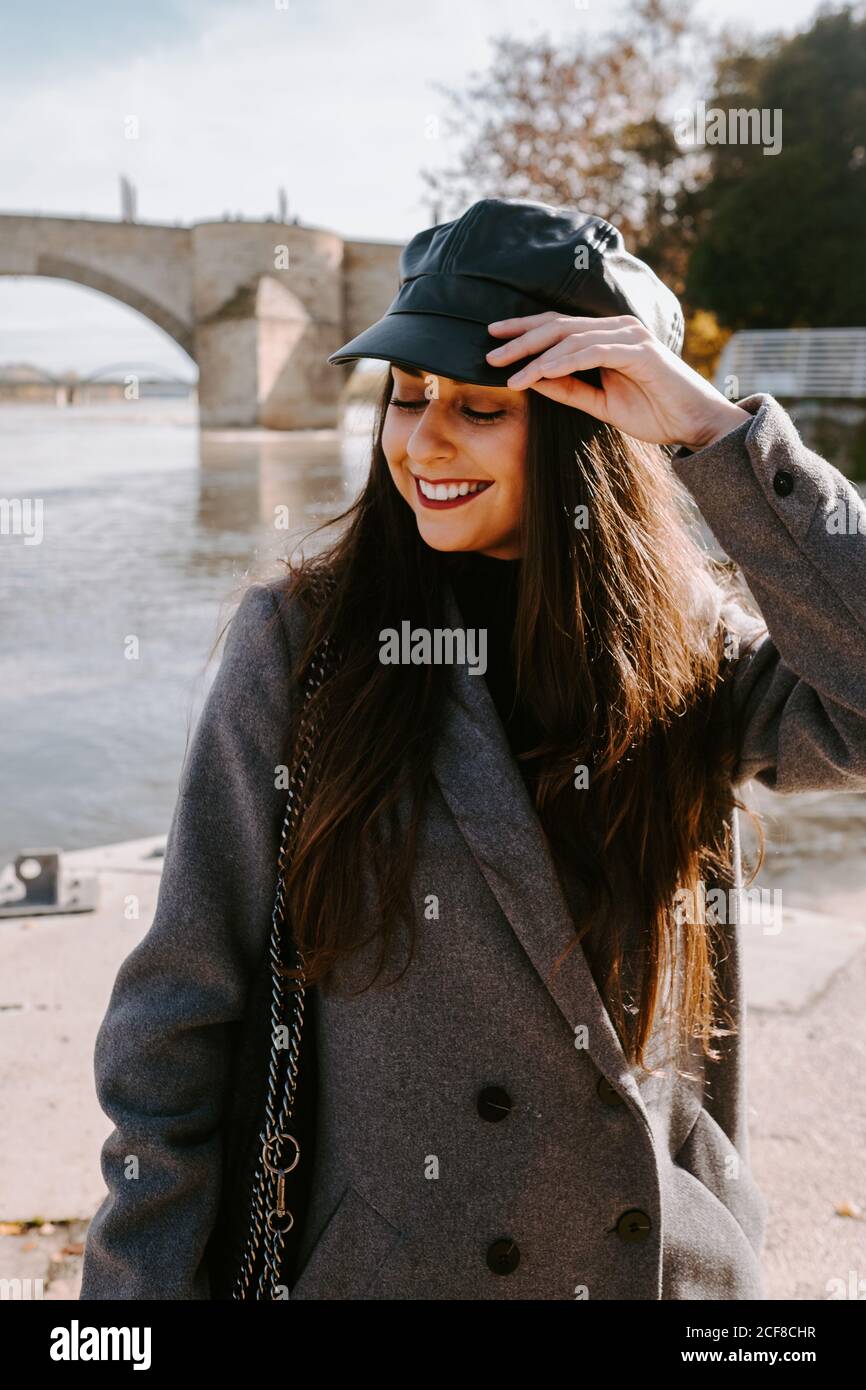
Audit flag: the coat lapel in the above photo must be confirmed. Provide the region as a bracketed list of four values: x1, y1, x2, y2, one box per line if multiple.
[431, 583, 652, 1126]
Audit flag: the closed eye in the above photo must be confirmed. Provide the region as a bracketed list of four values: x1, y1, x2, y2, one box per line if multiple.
[389, 397, 506, 425]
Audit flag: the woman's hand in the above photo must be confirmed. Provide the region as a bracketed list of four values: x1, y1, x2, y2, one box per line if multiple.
[486, 312, 751, 451]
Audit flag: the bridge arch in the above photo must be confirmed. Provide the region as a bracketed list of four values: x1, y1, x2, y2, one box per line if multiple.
[30, 256, 195, 358]
[0, 214, 195, 359]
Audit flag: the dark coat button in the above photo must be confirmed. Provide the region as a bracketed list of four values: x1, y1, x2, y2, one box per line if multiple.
[773, 469, 794, 496]
[615, 1209, 653, 1243]
[596, 1075, 625, 1106]
[477, 1085, 512, 1122]
[486, 1238, 520, 1274]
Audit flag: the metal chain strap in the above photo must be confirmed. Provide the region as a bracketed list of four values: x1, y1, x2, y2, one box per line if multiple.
[232, 584, 338, 1301]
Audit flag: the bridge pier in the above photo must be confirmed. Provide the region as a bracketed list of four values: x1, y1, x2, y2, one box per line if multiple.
[194, 273, 347, 429]
[192, 220, 353, 429]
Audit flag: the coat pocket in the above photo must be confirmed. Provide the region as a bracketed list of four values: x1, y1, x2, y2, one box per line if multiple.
[659, 1105, 770, 1299]
[673, 1104, 769, 1257]
[290, 1185, 403, 1300]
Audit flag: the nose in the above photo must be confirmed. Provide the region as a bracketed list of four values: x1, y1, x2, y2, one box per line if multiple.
[405, 399, 458, 468]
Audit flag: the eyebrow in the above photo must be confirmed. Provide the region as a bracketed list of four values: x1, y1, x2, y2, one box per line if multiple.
[390, 363, 424, 378]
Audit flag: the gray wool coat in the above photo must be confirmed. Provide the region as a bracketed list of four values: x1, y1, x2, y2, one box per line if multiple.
[79, 393, 866, 1301]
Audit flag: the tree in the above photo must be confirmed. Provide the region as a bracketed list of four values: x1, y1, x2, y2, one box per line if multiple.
[684, 6, 866, 329]
[420, 0, 709, 286]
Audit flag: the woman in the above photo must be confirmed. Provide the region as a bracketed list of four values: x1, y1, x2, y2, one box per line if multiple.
[80, 199, 866, 1301]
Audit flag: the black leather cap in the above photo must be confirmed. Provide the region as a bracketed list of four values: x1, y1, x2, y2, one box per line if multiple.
[327, 197, 684, 387]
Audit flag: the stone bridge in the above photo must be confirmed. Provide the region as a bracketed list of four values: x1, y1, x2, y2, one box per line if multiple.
[0, 213, 402, 428]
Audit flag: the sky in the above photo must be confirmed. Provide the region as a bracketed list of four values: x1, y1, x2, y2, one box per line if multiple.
[0, 0, 833, 377]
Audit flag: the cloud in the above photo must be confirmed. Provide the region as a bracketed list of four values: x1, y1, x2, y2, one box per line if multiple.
[2, 0, 587, 236]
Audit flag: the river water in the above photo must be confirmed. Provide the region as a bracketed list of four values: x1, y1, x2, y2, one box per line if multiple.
[0, 398, 371, 863]
[1, 398, 864, 909]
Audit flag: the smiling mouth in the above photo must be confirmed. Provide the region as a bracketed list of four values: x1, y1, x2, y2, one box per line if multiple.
[413, 476, 494, 509]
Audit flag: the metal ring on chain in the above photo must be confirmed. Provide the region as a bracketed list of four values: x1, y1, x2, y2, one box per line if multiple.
[262, 1132, 301, 1176]
[266, 1209, 296, 1235]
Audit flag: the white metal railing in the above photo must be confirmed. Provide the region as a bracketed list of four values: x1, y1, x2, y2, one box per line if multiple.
[714, 328, 866, 400]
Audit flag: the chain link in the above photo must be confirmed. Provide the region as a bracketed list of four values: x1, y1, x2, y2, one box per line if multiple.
[232, 580, 338, 1300]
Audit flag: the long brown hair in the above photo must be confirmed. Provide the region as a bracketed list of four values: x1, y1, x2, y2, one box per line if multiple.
[269, 370, 756, 1073]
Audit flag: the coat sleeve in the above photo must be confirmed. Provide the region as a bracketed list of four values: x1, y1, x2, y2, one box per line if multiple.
[671, 393, 866, 793]
[79, 581, 298, 1299]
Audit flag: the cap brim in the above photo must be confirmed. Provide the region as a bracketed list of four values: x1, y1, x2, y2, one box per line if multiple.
[327, 311, 545, 388]
[328, 311, 604, 392]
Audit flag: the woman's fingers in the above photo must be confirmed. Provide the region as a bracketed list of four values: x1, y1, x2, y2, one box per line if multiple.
[507, 341, 644, 387]
[487, 322, 622, 366]
[529, 374, 608, 415]
[486, 314, 674, 438]
[487, 311, 565, 334]
[487, 317, 649, 371]
[486, 322, 562, 364]
[488, 312, 634, 336]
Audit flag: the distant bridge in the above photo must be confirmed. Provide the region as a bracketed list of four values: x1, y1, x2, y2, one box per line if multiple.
[0, 359, 196, 405]
[80, 361, 196, 387]
[0, 213, 402, 428]
[1, 361, 195, 387]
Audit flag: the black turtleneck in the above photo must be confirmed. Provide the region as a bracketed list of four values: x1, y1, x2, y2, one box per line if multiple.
[442, 550, 546, 796]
